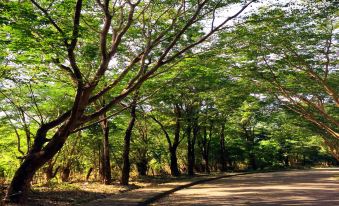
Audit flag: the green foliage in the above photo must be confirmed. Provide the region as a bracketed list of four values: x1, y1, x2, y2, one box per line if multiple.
[0, 0, 337, 185]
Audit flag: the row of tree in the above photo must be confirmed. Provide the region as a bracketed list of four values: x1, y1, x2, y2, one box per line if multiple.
[0, 0, 338, 203]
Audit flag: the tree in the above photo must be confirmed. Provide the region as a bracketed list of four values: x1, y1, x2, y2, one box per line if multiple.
[222, 1, 338, 159]
[1, 0, 255, 202]
[121, 92, 137, 185]
[150, 104, 182, 177]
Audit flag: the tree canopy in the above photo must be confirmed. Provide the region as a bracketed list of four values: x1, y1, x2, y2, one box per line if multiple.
[0, 0, 338, 204]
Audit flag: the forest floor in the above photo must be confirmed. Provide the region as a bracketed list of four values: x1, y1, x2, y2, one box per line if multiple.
[0, 173, 219, 205]
[0, 180, 140, 206]
[153, 168, 339, 205]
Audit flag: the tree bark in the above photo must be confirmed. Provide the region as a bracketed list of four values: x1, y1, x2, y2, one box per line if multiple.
[136, 157, 148, 176]
[121, 99, 137, 185]
[86, 167, 93, 181]
[186, 105, 199, 176]
[219, 123, 227, 171]
[99, 112, 112, 185]
[5, 82, 92, 203]
[187, 123, 199, 176]
[186, 125, 193, 176]
[191, 121, 199, 175]
[201, 123, 212, 174]
[4, 125, 72, 203]
[170, 104, 182, 176]
[61, 167, 71, 182]
[169, 147, 180, 176]
[249, 151, 257, 170]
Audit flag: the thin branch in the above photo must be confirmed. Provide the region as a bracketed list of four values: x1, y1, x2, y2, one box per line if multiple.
[27, 82, 44, 124]
[30, 0, 68, 46]
[150, 115, 172, 147]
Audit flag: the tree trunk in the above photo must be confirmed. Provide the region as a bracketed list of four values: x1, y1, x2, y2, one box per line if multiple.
[3, 162, 36, 203]
[248, 136, 257, 170]
[242, 125, 257, 170]
[136, 157, 148, 176]
[284, 156, 289, 167]
[86, 167, 93, 181]
[191, 121, 198, 175]
[249, 151, 257, 170]
[99, 112, 112, 185]
[170, 147, 180, 176]
[201, 124, 211, 174]
[44, 165, 54, 181]
[150, 104, 182, 177]
[187, 125, 194, 176]
[4, 124, 73, 203]
[219, 123, 227, 171]
[170, 104, 181, 176]
[121, 101, 137, 185]
[44, 159, 60, 181]
[61, 167, 71, 182]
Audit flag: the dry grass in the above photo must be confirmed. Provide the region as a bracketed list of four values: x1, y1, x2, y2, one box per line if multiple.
[0, 180, 146, 206]
[0, 175, 185, 206]
[29, 180, 148, 206]
[0, 173, 221, 205]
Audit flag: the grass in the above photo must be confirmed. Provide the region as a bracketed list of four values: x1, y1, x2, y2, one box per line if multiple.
[0, 174, 215, 205]
[0, 180, 145, 206]
[28, 180, 148, 205]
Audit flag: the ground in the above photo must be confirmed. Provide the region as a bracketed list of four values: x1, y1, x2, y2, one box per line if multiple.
[153, 168, 339, 205]
[0, 175, 199, 205]
[1, 168, 338, 205]
[0, 181, 142, 206]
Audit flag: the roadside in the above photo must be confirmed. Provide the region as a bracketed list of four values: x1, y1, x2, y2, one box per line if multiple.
[83, 172, 239, 206]
[1, 173, 234, 205]
[3, 168, 334, 205]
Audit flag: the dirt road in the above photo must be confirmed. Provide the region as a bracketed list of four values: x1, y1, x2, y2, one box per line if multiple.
[153, 168, 339, 205]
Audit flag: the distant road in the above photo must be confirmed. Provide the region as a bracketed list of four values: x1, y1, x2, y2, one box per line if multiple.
[154, 168, 339, 205]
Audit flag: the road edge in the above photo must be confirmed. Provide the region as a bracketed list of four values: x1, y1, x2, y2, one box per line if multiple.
[139, 173, 245, 206]
[140, 168, 299, 206]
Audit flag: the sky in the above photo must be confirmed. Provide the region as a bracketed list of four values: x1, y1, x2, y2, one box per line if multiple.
[203, 0, 294, 31]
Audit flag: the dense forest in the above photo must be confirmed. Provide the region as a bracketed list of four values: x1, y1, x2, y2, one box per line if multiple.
[0, 0, 338, 204]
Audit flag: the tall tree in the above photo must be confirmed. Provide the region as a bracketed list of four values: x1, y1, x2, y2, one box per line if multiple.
[1, 0, 254, 202]
[150, 104, 182, 177]
[121, 93, 138, 185]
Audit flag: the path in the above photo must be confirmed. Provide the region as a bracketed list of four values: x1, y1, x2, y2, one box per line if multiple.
[83, 174, 234, 206]
[153, 168, 339, 205]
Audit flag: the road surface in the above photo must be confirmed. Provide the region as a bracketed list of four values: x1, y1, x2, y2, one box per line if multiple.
[153, 168, 339, 205]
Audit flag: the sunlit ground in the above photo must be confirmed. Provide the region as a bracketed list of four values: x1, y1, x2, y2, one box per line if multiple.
[154, 168, 339, 206]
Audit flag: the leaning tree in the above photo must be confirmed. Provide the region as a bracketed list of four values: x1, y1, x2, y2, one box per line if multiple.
[1, 0, 255, 203]
[222, 1, 338, 159]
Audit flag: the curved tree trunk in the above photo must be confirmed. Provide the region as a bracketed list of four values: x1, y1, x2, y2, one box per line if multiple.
[4, 127, 70, 203]
[150, 103, 182, 177]
[121, 100, 137, 185]
[4, 80, 93, 203]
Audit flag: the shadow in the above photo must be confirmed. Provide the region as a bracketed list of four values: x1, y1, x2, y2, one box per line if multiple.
[154, 168, 339, 206]
[28, 189, 113, 206]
